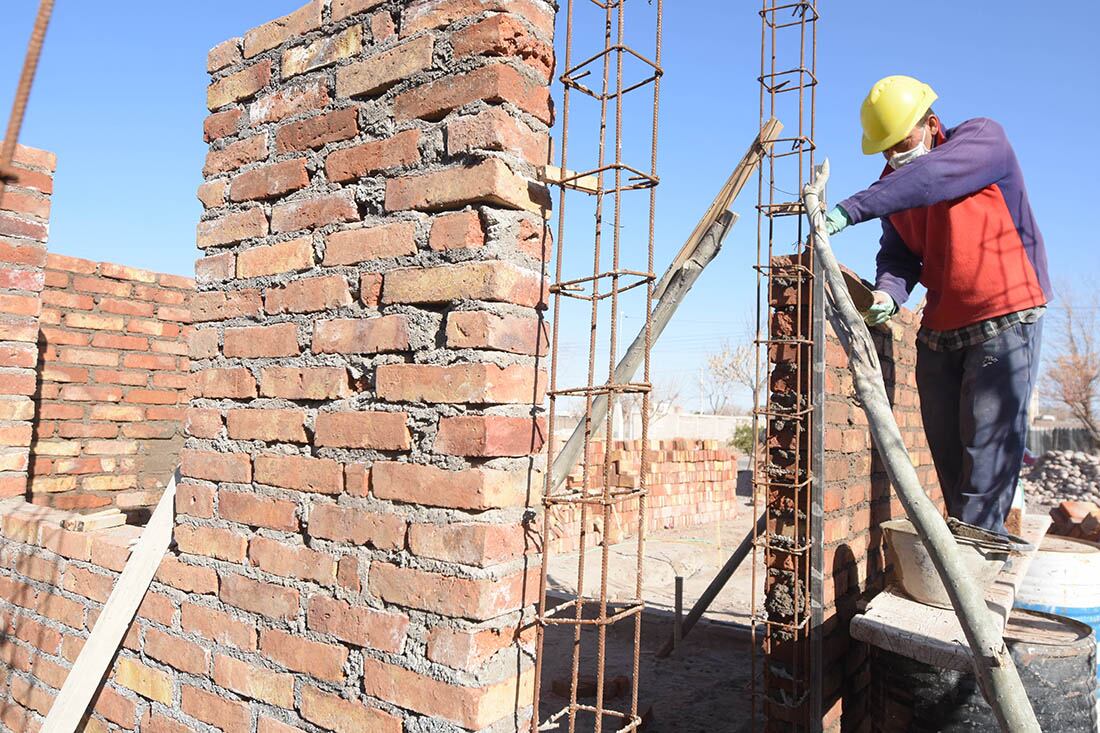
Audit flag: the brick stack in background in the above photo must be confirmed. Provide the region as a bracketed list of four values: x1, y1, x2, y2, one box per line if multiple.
[550, 439, 739, 554]
[32, 254, 192, 514]
[1050, 500, 1100, 541]
[0, 144, 54, 501]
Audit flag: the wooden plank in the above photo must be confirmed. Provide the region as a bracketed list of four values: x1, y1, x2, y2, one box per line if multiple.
[850, 515, 1051, 672]
[655, 117, 782, 300]
[42, 471, 178, 733]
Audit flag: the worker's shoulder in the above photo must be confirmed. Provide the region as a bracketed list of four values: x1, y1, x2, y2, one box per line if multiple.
[949, 117, 1008, 140]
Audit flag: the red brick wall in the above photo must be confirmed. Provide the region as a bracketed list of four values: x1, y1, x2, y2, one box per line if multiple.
[0, 2, 554, 732]
[0, 143, 54, 501]
[818, 307, 944, 732]
[30, 255, 193, 513]
[549, 439, 739, 554]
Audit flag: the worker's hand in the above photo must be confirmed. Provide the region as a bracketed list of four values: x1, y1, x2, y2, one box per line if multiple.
[824, 205, 851, 236]
[864, 290, 897, 326]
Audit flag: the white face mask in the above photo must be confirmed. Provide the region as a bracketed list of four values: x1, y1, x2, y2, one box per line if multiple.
[887, 126, 931, 170]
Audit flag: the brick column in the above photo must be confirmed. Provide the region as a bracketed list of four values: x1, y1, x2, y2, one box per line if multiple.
[0, 144, 54, 499]
[184, 1, 553, 730]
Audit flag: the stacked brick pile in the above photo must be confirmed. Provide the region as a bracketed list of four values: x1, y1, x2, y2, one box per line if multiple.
[1049, 500, 1100, 541]
[0, 144, 54, 501]
[550, 439, 739, 554]
[32, 255, 192, 513]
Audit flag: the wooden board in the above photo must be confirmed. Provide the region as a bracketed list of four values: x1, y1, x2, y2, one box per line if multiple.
[850, 514, 1052, 672]
[42, 472, 177, 733]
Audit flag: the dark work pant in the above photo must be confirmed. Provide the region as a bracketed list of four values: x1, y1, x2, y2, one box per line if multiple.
[915, 318, 1043, 534]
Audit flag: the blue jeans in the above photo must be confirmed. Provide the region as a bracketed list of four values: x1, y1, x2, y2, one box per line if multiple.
[915, 318, 1043, 534]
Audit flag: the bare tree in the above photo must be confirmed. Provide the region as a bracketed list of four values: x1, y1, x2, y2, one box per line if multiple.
[703, 340, 759, 414]
[1042, 289, 1100, 448]
[619, 379, 682, 424]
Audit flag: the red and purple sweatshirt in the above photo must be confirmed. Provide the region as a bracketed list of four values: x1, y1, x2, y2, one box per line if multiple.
[837, 118, 1051, 331]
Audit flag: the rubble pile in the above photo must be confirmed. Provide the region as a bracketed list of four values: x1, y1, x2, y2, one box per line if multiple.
[1020, 450, 1100, 505]
[1048, 500, 1100, 542]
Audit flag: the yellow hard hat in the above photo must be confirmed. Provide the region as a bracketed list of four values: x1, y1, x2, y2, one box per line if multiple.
[859, 75, 938, 154]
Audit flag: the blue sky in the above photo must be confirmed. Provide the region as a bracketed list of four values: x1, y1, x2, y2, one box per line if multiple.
[3, 1, 1096, 408]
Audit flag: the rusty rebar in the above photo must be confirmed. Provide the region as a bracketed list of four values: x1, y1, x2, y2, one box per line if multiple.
[532, 0, 663, 730]
[1, 0, 55, 183]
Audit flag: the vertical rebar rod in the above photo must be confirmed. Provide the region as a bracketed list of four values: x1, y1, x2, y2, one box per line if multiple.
[0, 0, 55, 181]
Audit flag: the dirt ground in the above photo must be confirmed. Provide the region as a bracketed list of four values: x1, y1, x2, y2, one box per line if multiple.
[541, 490, 763, 732]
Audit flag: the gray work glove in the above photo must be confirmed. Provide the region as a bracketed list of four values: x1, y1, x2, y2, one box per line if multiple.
[864, 290, 897, 326]
[825, 205, 851, 236]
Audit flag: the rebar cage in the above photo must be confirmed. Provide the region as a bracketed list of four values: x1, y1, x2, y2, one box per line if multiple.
[531, 0, 663, 731]
[751, 2, 822, 732]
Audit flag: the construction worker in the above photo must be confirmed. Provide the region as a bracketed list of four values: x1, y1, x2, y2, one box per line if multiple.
[824, 75, 1051, 534]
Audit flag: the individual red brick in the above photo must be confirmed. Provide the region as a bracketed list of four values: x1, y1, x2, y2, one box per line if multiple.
[361, 652, 534, 728]
[259, 366, 350, 399]
[249, 536, 337, 585]
[447, 106, 548, 163]
[258, 718, 307, 733]
[369, 562, 535, 622]
[370, 9, 397, 41]
[114, 656, 174, 704]
[229, 159, 310, 202]
[386, 158, 546, 213]
[207, 37, 241, 72]
[306, 594, 409, 652]
[196, 207, 269, 248]
[208, 60, 273, 110]
[300, 684, 402, 733]
[243, 0, 323, 57]
[336, 35, 434, 98]
[181, 448, 252, 483]
[176, 481, 215, 519]
[360, 272, 383, 307]
[383, 260, 544, 307]
[323, 221, 416, 264]
[314, 411, 410, 450]
[213, 654, 295, 708]
[141, 710, 195, 733]
[400, 0, 554, 38]
[427, 624, 521, 670]
[265, 274, 352, 314]
[144, 627, 210, 676]
[235, 237, 313, 278]
[193, 367, 258, 398]
[250, 79, 330, 125]
[195, 251, 235, 284]
[428, 210, 484, 251]
[220, 491, 298, 531]
[324, 129, 421, 183]
[370, 462, 532, 512]
[204, 133, 266, 175]
[394, 62, 552, 124]
[311, 315, 409, 354]
[223, 322, 299, 358]
[181, 602, 257, 650]
[219, 572, 300, 621]
[307, 503, 405, 549]
[271, 190, 358, 233]
[451, 13, 552, 78]
[445, 310, 547, 355]
[409, 521, 525, 567]
[436, 415, 546, 456]
[254, 454, 343, 494]
[275, 108, 359, 153]
[182, 685, 251, 732]
[92, 685, 138, 728]
[376, 363, 544, 404]
[260, 628, 348, 681]
[227, 408, 308, 442]
[0, 211, 48, 240]
[282, 25, 363, 78]
[191, 289, 264, 321]
[175, 523, 248, 562]
[333, 0, 387, 22]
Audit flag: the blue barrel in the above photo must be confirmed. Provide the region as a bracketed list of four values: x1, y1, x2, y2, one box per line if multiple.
[1015, 534, 1100, 695]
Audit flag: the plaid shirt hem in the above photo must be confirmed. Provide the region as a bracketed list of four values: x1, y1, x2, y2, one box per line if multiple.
[917, 306, 1046, 352]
